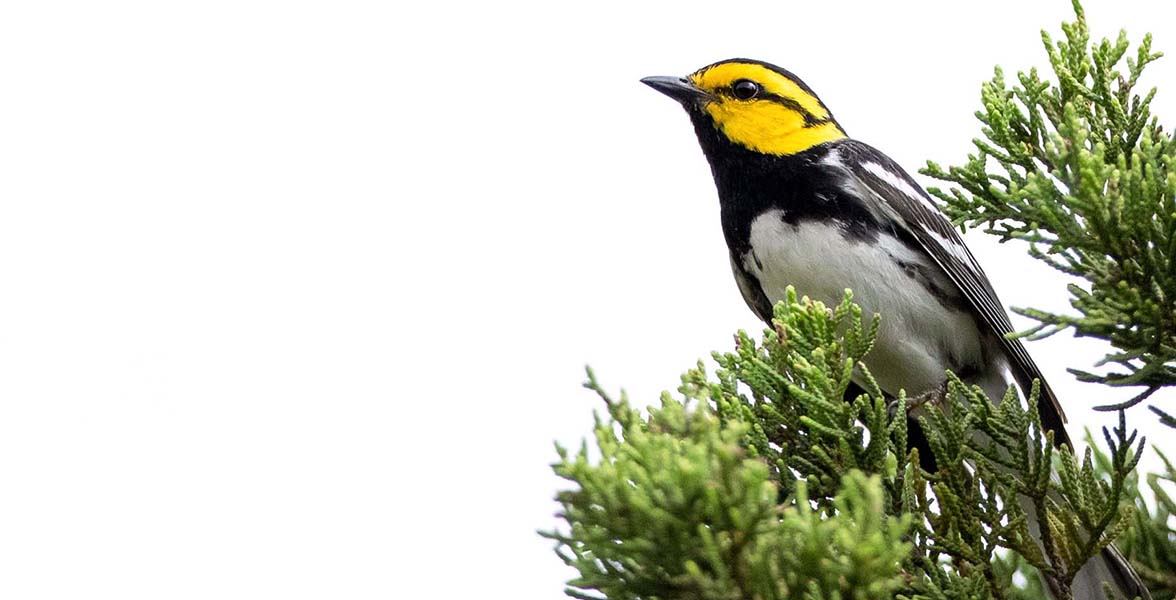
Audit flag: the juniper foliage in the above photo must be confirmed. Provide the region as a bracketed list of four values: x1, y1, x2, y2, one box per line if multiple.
[1089, 426, 1176, 598]
[923, 0, 1175, 411]
[545, 290, 1142, 599]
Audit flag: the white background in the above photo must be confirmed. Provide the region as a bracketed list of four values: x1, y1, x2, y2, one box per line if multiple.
[1, 1, 1173, 598]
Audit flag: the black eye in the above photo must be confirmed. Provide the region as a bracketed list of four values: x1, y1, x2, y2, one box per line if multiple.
[732, 79, 760, 100]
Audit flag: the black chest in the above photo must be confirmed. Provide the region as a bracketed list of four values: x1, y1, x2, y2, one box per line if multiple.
[688, 116, 885, 256]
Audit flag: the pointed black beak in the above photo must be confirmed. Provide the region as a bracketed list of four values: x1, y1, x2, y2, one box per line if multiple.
[641, 76, 710, 104]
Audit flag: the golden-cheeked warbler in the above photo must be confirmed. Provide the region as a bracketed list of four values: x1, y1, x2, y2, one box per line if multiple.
[642, 58, 1148, 600]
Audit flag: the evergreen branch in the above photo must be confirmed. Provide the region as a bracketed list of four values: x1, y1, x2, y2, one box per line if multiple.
[549, 289, 1150, 598]
[923, 0, 1176, 409]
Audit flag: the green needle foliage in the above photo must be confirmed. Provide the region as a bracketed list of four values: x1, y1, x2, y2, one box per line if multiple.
[923, 0, 1175, 409]
[1090, 427, 1176, 599]
[545, 290, 1143, 599]
[544, 378, 910, 600]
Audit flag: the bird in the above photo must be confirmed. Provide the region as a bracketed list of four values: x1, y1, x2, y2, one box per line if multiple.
[641, 58, 1147, 600]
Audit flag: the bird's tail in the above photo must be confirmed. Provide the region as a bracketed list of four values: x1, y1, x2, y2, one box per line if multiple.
[1074, 545, 1150, 600]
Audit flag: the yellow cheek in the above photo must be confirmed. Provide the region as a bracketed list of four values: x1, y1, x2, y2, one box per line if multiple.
[705, 101, 845, 156]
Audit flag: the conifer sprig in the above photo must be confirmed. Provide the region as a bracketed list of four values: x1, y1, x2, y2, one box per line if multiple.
[1089, 431, 1176, 597]
[547, 290, 1143, 599]
[923, 0, 1175, 409]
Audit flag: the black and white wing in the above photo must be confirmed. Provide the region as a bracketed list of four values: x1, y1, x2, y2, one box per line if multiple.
[829, 139, 1069, 446]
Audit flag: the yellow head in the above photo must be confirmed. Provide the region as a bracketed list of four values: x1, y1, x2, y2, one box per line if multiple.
[642, 59, 846, 156]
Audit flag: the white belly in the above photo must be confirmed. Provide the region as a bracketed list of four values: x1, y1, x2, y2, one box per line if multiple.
[743, 210, 983, 397]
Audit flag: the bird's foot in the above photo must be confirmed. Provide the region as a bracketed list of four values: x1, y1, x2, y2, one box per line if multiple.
[906, 380, 950, 412]
[884, 381, 950, 421]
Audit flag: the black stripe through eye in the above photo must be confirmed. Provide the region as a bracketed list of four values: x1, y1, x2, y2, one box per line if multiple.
[724, 84, 825, 127]
[760, 93, 825, 126]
